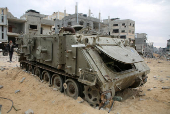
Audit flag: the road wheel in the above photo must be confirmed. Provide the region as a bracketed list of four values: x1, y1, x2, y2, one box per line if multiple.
[66, 79, 79, 99]
[43, 71, 50, 83]
[27, 64, 33, 73]
[53, 74, 64, 92]
[34, 67, 41, 77]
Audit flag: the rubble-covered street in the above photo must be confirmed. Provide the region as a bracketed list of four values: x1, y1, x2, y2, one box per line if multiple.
[0, 53, 170, 114]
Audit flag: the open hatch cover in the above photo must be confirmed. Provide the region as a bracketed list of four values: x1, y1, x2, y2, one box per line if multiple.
[96, 46, 143, 64]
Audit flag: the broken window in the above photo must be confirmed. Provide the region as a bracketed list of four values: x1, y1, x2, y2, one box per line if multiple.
[30, 25, 37, 29]
[2, 9, 4, 15]
[120, 35, 126, 39]
[121, 30, 125, 33]
[2, 26, 3, 32]
[40, 27, 43, 34]
[113, 29, 119, 33]
[79, 21, 84, 25]
[2, 33, 4, 39]
[122, 23, 125, 26]
[68, 22, 72, 26]
[99, 52, 133, 72]
[129, 30, 131, 33]
[1, 16, 4, 22]
[113, 24, 118, 26]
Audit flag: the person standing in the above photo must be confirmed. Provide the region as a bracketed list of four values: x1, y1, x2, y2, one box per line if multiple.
[7, 40, 15, 62]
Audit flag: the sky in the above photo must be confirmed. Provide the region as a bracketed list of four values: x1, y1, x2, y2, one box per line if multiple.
[1, 0, 170, 48]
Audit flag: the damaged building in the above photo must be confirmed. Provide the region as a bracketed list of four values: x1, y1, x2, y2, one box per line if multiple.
[103, 18, 135, 40]
[0, 7, 54, 54]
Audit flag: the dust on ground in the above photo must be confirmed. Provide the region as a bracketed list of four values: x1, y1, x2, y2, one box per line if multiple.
[0, 53, 170, 114]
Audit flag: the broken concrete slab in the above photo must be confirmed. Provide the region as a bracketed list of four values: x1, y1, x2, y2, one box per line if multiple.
[0, 85, 3, 89]
[25, 109, 34, 114]
[20, 77, 26, 83]
[15, 90, 20, 93]
[162, 86, 170, 89]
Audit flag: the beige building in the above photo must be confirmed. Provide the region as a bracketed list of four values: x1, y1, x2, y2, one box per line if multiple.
[103, 18, 135, 40]
[44, 11, 69, 21]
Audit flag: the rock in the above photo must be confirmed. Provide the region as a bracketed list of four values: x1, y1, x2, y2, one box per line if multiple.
[53, 88, 58, 91]
[52, 100, 55, 103]
[160, 79, 164, 83]
[147, 88, 153, 91]
[78, 100, 84, 103]
[166, 76, 170, 78]
[113, 96, 122, 101]
[117, 113, 120, 114]
[153, 87, 157, 88]
[95, 107, 99, 110]
[162, 86, 170, 89]
[1, 67, 5, 71]
[20, 77, 26, 83]
[153, 76, 157, 78]
[41, 80, 44, 83]
[15, 90, 20, 93]
[0, 85, 3, 89]
[25, 109, 34, 114]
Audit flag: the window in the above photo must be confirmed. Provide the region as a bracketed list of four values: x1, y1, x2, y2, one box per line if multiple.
[53, 28, 55, 30]
[120, 35, 126, 39]
[87, 23, 90, 26]
[2, 26, 4, 32]
[68, 22, 72, 26]
[132, 31, 134, 34]
[113, 29, 119, 33]
[129, 30, 131, 33]
[130, 23, 131, 26]
[121, 30, 125, 33]
[79, 21, 84, 25]
[30, 25, 37, 29]
[40, 27, 43, 34]
[1, 16, 4, 22]
[2, 33, 4, 39]
[133, 24, 135, 27]
[113, 24, 118, 26]
[122, 23, 125, 26]
[2, 9, 4, 15]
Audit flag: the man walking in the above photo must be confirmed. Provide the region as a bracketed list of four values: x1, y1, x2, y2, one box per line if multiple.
[7, 40, 15, 62]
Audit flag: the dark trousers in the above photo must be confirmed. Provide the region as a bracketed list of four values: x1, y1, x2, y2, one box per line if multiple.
[9, 51, 13, 61]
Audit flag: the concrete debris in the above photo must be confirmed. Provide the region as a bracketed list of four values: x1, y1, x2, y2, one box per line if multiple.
[153, 76, 157, 78]
[162, 86, 170, 89]
[158, 61, 162, 63]
[138, 93, 146, 96]
[166, 76, 170, 78]
[78, 100, 84, 103]
[113, 96, 123, 101]
[147, 88, 153, 91]
[95, 107, 99, 110]
[139, 98, 145, 101]
[41, 80, 44, 83]
[53, 88, 58, 91]
[52, 100, 55, 103]
[1, 67, 5, 71]
[20, 77, 26, 83]
[117, 113, 120, 114]
[25, 109, 34, 114]
[153, 87, 157, 88]
[15, 90, 20, 93]
[0, 85, 3, 89]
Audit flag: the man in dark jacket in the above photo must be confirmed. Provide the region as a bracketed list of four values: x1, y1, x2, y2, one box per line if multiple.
[7, 40, 15, 62]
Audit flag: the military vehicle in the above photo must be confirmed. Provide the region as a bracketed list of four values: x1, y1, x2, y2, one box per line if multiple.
[16, 27, 150, 108]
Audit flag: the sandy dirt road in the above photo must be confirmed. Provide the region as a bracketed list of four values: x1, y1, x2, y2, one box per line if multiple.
[0, 53, 170, 114]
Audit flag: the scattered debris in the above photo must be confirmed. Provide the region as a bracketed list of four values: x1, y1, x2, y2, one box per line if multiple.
[166, 76, 170, 78]
[41, 80, 44, 83]
[20, 77, 26, 83]
[53, 88, 58, 91]
[153, 76, 157, 78]
[25, 109, 34, 114]
[138, 93, 146, 96]
[139, 98, 145, 101]
[1, 67, 5, 71]
[162, 86, 170, 89]
[0, 85, 3, 89]
[160, 79, 164, 83]
[113, 96, 122, 101]
[153, 87, 157, 88]
[78, 100, 84, 103]
[15, 90, 20, 94]
[158, 61, 162, 63]
[147, 88, 153, 91]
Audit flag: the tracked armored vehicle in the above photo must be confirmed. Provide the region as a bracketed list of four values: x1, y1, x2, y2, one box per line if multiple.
[16, 27, 150, 107]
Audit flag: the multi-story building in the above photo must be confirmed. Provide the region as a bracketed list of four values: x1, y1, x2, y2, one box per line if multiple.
[135, 33, 153, 57]
[103, 18, 135, 40]
[44, 11, 69, 21]
[0, 7, 54, 54]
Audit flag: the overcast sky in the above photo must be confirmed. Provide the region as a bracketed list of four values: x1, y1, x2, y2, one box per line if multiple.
[1, 0, 170, 48]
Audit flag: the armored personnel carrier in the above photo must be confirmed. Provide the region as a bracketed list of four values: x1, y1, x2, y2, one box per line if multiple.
[16, 27, 150, 108]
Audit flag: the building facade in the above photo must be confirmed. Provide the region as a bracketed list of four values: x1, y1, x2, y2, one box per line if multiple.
[103, 18, 135, 40]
